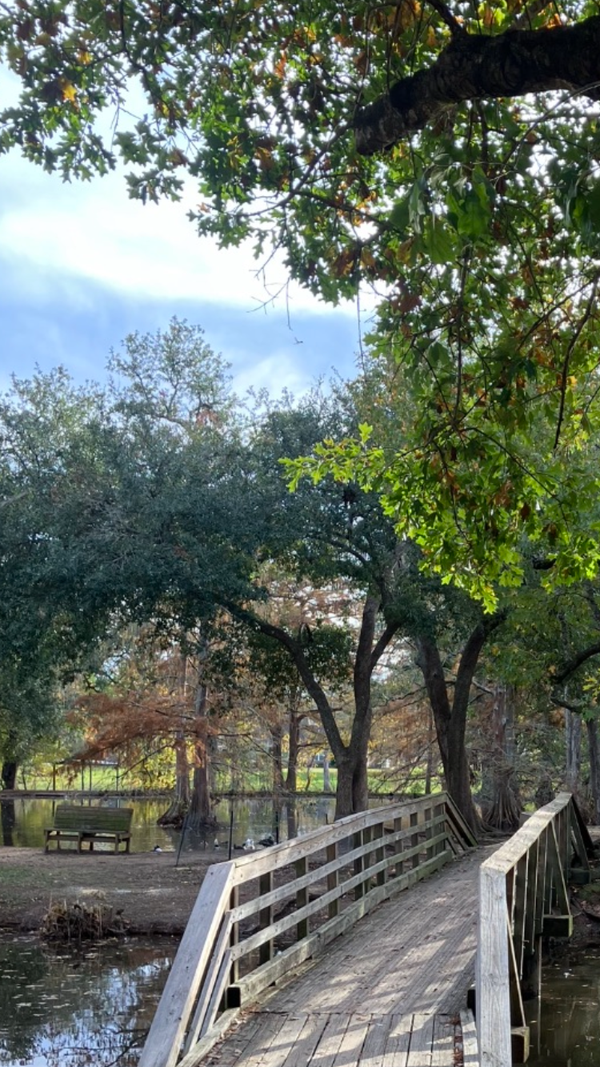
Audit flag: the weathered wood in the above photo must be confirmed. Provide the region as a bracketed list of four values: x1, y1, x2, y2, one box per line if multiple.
[326, 841, 339, 919]
[382, 1013, 412, 1066]
[176, 1008, 243, 1067]
[444, 796, 479, 850]
[477, 793, 587, 1067]
[406, 1013, 434, 1065]
[141, 794, 474, 1067]
[229, 838, 451, 964]
[460, 1010, 479, 1067]
[228, 819, 447, 926]
[295, 856, 309, 941]
[138, 861, 236, 1067]
[259, 871, 274, 965]
[44, 805, 133, 853]
[229, 796, 447, 884]
[431, 1015, 454, 1066]
[477, 867, 512, 1067]
[183, 914, 234, 1052]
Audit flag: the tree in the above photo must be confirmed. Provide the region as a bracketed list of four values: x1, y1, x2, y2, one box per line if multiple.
[2, 2, 600, 603]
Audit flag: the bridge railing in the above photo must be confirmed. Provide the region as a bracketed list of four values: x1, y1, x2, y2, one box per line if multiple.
[139, 792, 476, 1067]
[476, 792, 594, 1067]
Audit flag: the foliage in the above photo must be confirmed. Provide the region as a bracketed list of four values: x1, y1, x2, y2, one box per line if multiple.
[3, 3, 600, 602]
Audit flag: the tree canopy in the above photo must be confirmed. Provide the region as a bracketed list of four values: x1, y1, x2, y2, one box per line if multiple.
[2, 1, 600, 604]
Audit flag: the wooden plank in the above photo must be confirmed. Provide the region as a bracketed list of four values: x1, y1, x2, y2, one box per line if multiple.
[443, 797, 478, 850]
[548, 822, 571, 917]
[477, 865, 512, 1067]
[359, 1015, 394, 1067]
[295, 857, 309, 941]
[308, 1013, 352, 1067]
[177, 1008, 243, 1067]
[278, 1013, 328, 1067]
[570, 794, 595, 857]
[354, 828, 367, 901]
[221, 1011, 289, 1067]
[522, 836, 539, 965]
[481, 794, 572, 875]
[230, 852, 452, 1009]
[257, 1012, 309, 1067]
[460, 1010, 479, 1067]
[570, 806, 592, 870]
[138, 860, 236, 1067]
[374, 822, 387, 887]
[230, 848, 451, 964]
[259, 871, 274, 965]
[382, 1014, 413, 1067]
[332, 1013, 371, 1067]
[327, 842, 339, 919]
[200, 949, 234, 1035]
[406, 1012, 434, 1066]
[229, 821, 448, 925]
[183, 913, 234, 1053]
[229, 796, 447, 884]
[431, 1015, 454, 1067]
[511, 853, 528, 979]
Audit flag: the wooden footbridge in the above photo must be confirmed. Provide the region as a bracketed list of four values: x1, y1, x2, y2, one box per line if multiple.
[138, 792, 596, 1067]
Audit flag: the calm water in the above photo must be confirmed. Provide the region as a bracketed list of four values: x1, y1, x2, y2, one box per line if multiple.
[0, 795, 337, 852]
[0, 934, 176, 1067]
[527, 949, 600, 1065]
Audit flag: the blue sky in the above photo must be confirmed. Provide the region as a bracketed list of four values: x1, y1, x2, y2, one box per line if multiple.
[1, 138, 368, 398]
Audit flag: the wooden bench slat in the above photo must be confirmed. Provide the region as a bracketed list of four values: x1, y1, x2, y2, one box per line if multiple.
[44, 805, 133, 853]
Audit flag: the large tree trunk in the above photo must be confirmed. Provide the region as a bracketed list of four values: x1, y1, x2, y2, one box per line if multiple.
[188, 663, 215, 831]
[285, 705, 301, 793]
[481, 684, 521, 832]
[159, 653, 192, 828]
[416, 620, 499, 834]
[252, 594, 399, 821]
[1, 761, 17, 791]
[158, 731, 190, 828]
[322, 754, 332, 793]
[586, 718, 600, 825]
[0, 799, 15, 845]
[270, 722, 284, 796]
[334, 731, 370, 820]
[565, 708, 582, 791]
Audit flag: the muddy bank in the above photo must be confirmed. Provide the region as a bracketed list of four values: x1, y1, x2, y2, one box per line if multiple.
[0, 846, 220, 934]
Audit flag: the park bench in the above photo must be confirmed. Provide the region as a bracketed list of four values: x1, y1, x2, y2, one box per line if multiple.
[44, 805, 133, 854]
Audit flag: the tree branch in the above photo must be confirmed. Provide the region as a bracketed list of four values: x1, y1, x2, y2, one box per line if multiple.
[354, 15, 600, 155]
[554, 640, 600, 685]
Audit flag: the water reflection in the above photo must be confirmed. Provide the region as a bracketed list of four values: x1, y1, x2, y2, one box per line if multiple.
[2, 796, 337, 852]
[527, 949, 600, 1065]
[0, 935, 176, 1067]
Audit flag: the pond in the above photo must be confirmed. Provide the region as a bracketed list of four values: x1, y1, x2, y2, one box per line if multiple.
[0, 934, 177, 1067]
[527, 948, 600, 1065]
[0, 795, 338, 852]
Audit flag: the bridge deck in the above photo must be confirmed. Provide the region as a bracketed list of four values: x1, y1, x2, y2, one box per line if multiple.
[204, 848, 488, 1067]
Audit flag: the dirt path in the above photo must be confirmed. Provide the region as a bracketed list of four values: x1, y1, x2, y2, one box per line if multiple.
[0, 845, 222, 934]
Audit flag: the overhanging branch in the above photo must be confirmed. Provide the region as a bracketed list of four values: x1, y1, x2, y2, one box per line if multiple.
[354, 15, 600, 155]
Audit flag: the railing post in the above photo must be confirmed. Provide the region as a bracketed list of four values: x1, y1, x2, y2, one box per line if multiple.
[230, 886, 240, 984]
[259, 872, 274, 964]
[295, 856, 309, 940]
[478, 865, 513, 1067]
[326, 841, 339, 918]
[410, 810, 419, 871]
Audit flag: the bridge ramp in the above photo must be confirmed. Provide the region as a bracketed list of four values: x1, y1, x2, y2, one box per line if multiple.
[203, 848, 487, 1067]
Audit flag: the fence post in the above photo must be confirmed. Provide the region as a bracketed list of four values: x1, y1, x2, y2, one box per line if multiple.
[478, 865, 513, 1067]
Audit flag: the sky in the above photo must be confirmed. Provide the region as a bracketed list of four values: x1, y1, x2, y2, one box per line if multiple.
[0, 137, 368, 399]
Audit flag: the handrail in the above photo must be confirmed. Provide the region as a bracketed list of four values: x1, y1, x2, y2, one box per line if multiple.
[476, 792, 594, 1067]
[139, 792, 475, 1067]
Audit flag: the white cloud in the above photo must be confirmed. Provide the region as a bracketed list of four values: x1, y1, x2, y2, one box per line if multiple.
[0, 148, 366, 318]
[232, 350, 310, 396]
